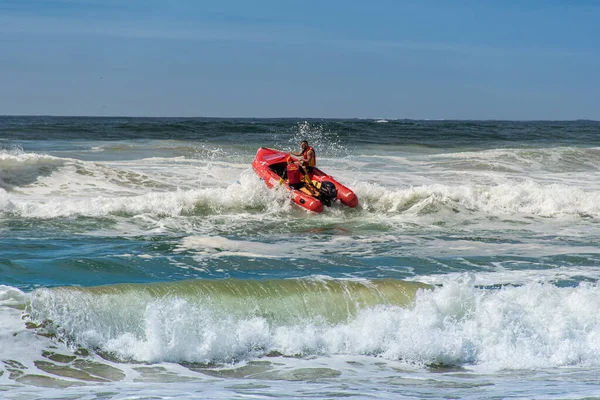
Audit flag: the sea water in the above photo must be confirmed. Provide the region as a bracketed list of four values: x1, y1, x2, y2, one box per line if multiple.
[2, 117, 600, 399]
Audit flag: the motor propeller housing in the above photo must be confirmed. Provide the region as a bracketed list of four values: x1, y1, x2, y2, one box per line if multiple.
[318, 181, 338, 207]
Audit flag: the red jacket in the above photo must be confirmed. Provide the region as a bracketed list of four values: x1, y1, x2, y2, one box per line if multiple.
[287, 163, 301, 184]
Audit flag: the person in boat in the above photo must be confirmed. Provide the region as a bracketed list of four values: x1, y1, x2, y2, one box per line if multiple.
[285, 156, 304, 190]
[289, 140, 316, 171]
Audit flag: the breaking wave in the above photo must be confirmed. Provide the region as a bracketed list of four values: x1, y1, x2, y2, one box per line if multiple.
[3, 147, 600, 221]
[3, 176, 600, 221]
[24, 276, 600, 369]
[355, 180, 600, 218]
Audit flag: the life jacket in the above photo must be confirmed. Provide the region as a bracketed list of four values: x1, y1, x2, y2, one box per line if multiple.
[302, 146, 316, 167]
[286, 163, 302, 184]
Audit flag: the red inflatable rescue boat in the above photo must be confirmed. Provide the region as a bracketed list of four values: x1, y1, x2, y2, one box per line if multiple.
[252, 147, 358, 213]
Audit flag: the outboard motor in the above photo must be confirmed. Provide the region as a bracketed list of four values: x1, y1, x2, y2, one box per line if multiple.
[318, 181, 338, 207]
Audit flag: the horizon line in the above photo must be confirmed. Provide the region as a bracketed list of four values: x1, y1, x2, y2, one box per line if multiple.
[1, 114, 598, 123]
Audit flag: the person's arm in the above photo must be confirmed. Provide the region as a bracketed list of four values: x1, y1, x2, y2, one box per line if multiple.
[289, 150, 302, 156]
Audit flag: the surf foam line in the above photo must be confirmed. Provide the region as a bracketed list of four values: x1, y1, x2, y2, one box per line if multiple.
[354, 180, 600, 218]
[1, 171, 292, 218]
[3, 148, 600, 219]
[434, 146, 600, 170]
[5, 177, 600, 220]
[25, 276, 600, 370]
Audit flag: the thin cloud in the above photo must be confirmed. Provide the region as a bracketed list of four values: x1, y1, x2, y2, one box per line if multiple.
[0, 14, 272, 43]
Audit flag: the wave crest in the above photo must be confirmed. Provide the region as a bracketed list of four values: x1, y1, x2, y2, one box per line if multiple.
[25, 276, 600, 369]
[355, 180, 600, 218]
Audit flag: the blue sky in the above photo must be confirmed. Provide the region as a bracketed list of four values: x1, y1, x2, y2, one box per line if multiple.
[1, 0, 598, 119]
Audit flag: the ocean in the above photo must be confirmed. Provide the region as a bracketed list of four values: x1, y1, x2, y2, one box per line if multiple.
[2, 116, 600, 399]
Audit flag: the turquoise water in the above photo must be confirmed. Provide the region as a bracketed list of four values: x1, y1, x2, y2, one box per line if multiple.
[2, 117, 600, 398]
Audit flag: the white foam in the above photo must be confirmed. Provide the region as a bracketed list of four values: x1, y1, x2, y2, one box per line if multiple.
[353, 180, 600, 218]
[426, 147, 600, 188]
[4, 145, 600, 223]
[176, 236, 298, 259]
[411, 266, 600, 287]
[25, 276, 600, 370]
[0, 287, 53, 379]
[0, 148, 58, 163]
[437, 146, 600, 166]
[0, 149, 65, 190]
[0, 284, 26, 306]
[267, 278, 600, 369]
[4, 170, 291, 219]
[0, 188, 8, 211]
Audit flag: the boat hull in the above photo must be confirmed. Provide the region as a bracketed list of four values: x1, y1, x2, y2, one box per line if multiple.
[252, 147, 358, 213]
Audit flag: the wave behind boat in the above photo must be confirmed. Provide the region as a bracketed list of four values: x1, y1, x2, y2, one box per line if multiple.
[3, 147, 600, 220]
